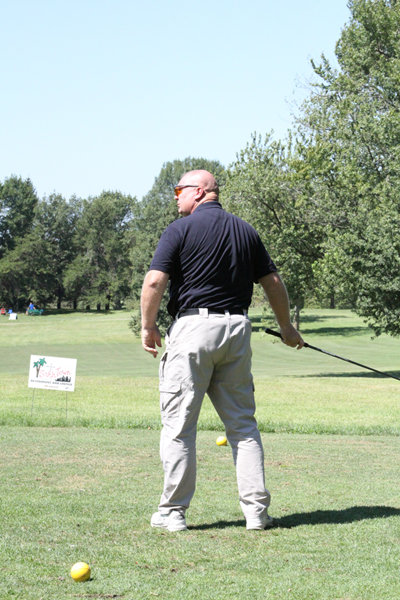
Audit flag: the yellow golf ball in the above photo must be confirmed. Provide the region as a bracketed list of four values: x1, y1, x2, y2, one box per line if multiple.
[216, 435, 228, 446]
[70, 561, 91, 582]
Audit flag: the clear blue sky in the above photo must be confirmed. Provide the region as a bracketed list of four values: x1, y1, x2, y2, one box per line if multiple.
[1, 0, 351, 201]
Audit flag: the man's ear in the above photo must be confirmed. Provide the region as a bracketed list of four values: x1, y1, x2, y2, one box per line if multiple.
[194, 187, 206, 202]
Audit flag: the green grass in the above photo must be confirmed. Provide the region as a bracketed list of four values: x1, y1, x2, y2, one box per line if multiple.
[1, 427, 399, 600]
[1, 310, 400, 598]
[1, 309, 399, 434]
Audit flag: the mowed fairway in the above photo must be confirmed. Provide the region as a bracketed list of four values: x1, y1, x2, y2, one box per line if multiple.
[0, 308, 399, 434]
[0, 309, 399, 599]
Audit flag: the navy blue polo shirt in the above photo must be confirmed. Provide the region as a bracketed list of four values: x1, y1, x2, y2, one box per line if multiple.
[149, 201, 277, 317]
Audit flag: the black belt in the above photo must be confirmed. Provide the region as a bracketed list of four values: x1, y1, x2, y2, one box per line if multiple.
[177, 308, 247, 318]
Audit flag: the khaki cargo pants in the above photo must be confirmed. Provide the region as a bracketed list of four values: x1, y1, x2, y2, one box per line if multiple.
[157, 309, 270, 523]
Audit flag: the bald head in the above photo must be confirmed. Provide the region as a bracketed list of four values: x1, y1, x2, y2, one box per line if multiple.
[180, 170, 219, 200]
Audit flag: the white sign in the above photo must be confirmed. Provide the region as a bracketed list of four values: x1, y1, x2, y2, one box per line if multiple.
[28, 355, 77, 392]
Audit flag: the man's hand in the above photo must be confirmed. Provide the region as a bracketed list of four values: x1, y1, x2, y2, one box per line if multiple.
[140, 270, 169, 358]
[280, 324, 304, 349]
[141, 325, 162, 358]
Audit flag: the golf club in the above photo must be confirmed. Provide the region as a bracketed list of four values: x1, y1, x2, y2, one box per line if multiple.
[265, 328, 400, 382]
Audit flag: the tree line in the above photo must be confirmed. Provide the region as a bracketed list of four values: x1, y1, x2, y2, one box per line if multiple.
[1, 0, 399, 337]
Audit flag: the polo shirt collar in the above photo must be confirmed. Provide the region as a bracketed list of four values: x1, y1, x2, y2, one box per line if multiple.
[196, 201, 223, 211]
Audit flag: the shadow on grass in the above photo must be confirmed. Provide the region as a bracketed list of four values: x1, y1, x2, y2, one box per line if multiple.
[189, 519, 246, 530]
[251, 318, 368, 336]
[189, 505, 400, 530]
[252, 313, 348, 324]
[251, 316, 275, 333]
[277, 505, 400, 528]
[254, 324, 368, 335]
[298, 370, 400, 380]
[301, 326, 368, 336]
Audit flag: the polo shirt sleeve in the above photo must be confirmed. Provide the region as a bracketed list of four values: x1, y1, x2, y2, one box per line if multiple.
[149, 223, 181, 275]
[253, 234, 277, 281]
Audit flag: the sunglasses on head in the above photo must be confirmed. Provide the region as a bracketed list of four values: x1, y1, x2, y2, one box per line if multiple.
[174, 184, 199, 197]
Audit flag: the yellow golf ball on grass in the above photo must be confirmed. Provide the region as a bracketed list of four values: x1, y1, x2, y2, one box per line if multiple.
[216, 435, 228, 446]
[70, 561, 91, 582]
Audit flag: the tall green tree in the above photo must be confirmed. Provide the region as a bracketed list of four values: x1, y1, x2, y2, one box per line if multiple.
[0, 176, 39, 308]
[0, 234, 38, 310]
[31, 194, 82, 308]
[0, 176, 38, 259]
[221, 134, 325, 328]
[295, 0, 400, 335]
[0, 193, 81, 310]
[63, 191, 136, 310]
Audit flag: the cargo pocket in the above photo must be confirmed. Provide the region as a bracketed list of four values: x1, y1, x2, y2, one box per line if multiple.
[159, 381, 182, 421]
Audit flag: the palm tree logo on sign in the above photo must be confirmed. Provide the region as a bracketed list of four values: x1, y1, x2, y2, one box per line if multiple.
[33, 357, 47, 377]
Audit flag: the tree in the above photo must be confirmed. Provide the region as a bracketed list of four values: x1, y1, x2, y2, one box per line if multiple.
[0, 234, 38, 310]
[0, 177, 40, 309]
[221, 134, 325, 329]
[294, 0, 400, 334]
[0, 176, 38, 259]
[129, 158, 226, 335]
[31, 194, 81, 308]
[63, 191, 136, 310]
[0, 192, 82, 310]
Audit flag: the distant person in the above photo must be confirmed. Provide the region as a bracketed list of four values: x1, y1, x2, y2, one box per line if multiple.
[141, 169, 303, 532]
[26, 302, 34, 315]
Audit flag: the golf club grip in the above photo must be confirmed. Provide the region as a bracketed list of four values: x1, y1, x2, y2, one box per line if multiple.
[265, 327, 311, 349]
[265, 328, 283, 339]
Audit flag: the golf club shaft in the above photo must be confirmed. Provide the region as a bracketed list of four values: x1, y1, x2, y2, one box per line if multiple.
[265, 328, 400, 382]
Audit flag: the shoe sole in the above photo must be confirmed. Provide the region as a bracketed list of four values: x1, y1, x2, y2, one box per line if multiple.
[246, 518, 275, 530]
[151, 520, 187, 532]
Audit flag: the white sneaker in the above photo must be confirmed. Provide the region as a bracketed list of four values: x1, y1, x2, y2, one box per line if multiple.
[150, 511, 187, 532]
[246, 513, 275, 530]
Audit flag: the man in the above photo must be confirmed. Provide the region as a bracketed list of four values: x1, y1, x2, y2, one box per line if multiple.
[141, 169, 303, 532]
